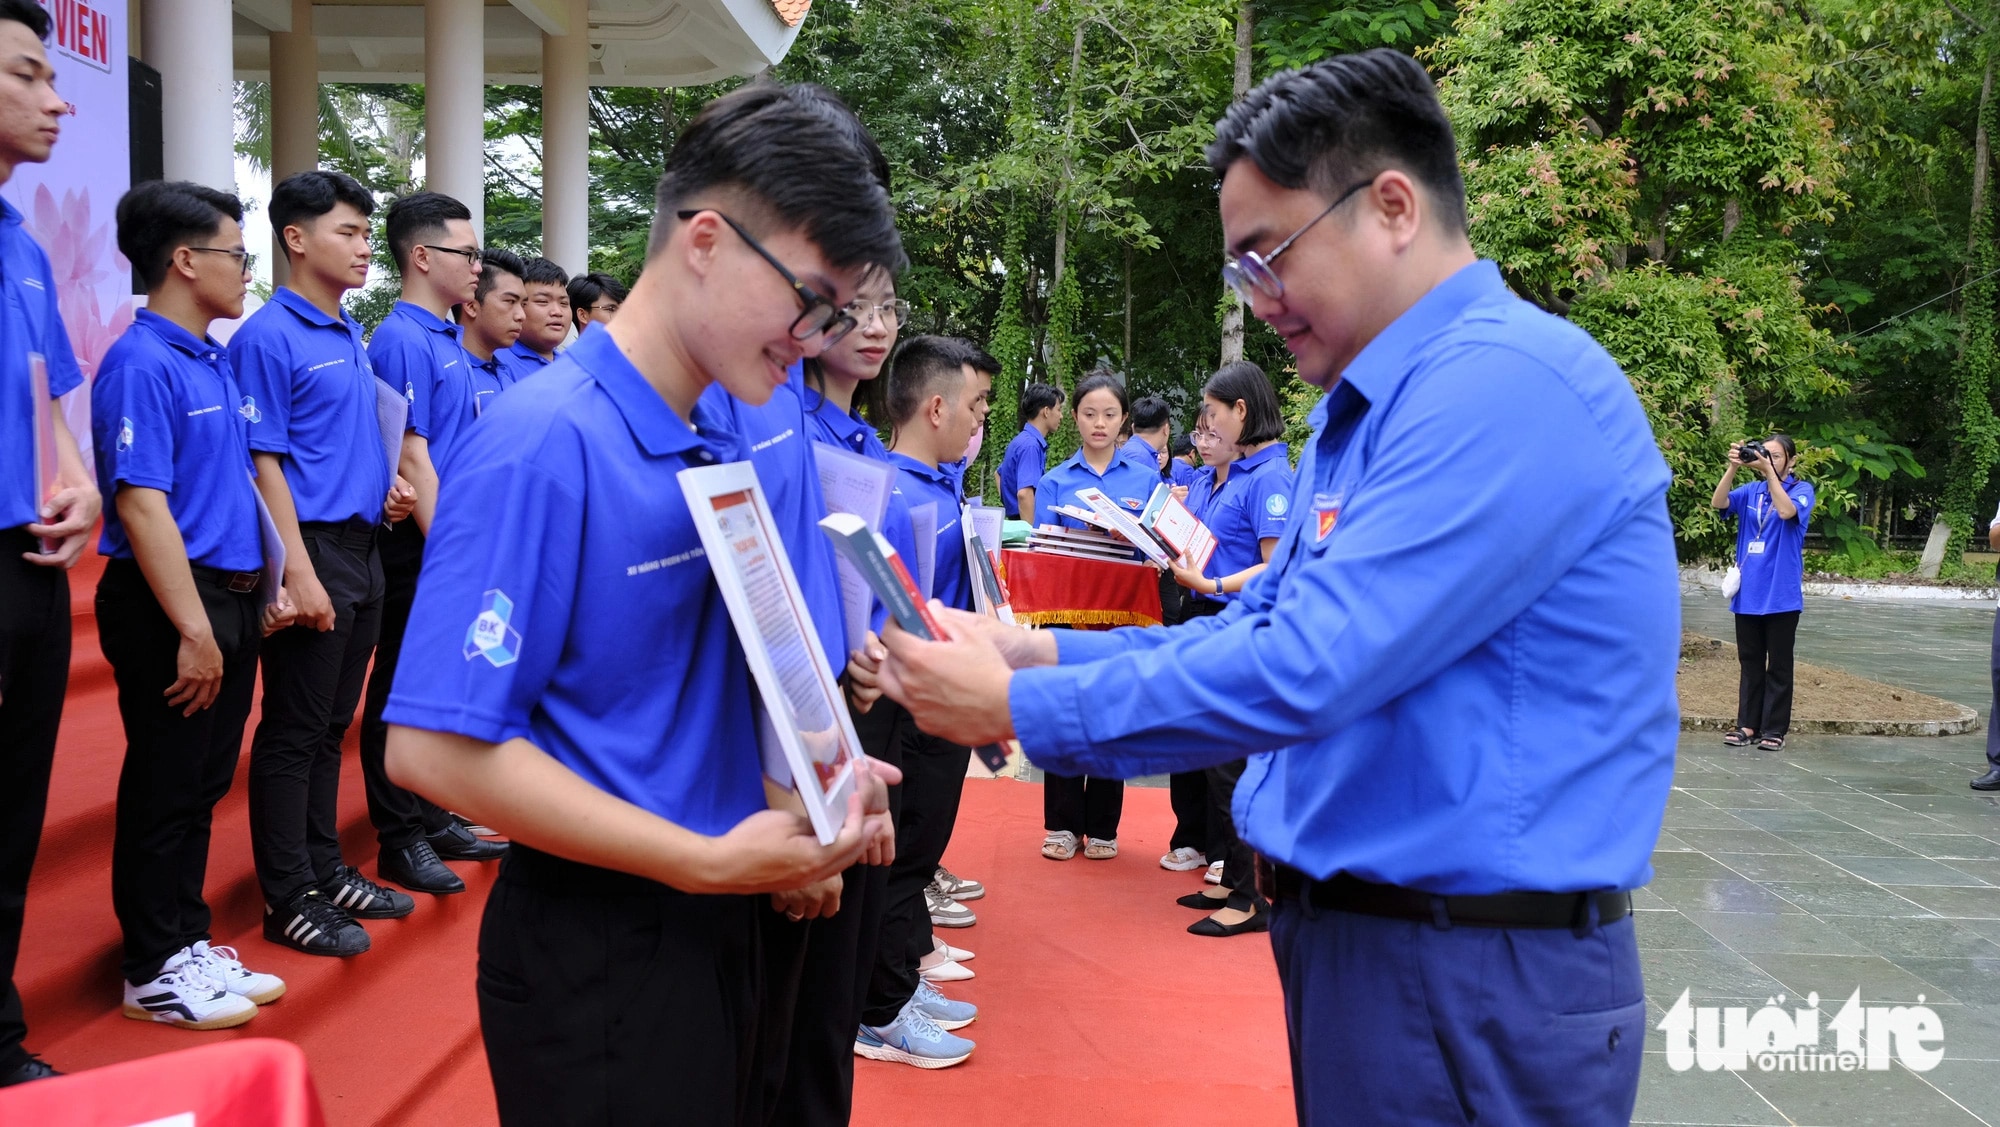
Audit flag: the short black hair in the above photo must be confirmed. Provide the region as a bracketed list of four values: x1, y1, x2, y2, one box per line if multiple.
[1131, 395, 1171, 432]
[1170, 433, 1194, 457]
[116, 180, 244, 290]
[385, 191, 473, 276]
[1018, 383, 1062, 425]
[473, 247, 526, 304]
[650, 82, 906, 277]
[965, 345, 1000, 377]
[1208, 49, 1467, 234]
[269, 170, 374, 261]
[1071, 370, 1130, 417]
[522, 256, 569, 288]
[886, 335, 979, 426]
[567, 271, 627, 328]
[0, 0, 49, 38]
[1203, 361, 1286, 446]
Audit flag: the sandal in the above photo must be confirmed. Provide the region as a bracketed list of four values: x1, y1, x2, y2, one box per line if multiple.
[1722, 728, 1756, 747]
[1083, 838, 1119, 860]
[1757, 735, 1787, 750]
[1041, 830, 1079, 861]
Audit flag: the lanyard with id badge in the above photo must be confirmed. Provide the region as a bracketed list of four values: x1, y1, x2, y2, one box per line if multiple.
[1747, 491, 1777, 557]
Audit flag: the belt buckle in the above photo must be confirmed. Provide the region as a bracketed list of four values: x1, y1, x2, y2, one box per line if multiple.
[228, 572, 259, 593]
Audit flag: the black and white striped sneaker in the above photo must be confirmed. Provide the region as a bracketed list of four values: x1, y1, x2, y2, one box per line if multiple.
[264, 891, 371, 957]
[320, 864, 416, 919]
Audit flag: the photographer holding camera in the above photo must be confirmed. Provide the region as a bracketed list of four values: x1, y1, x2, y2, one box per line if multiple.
[1710, 434, 1815, 750]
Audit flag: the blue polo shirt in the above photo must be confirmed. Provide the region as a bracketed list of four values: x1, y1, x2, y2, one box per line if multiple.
[92, 311, 262, 570]
[997, 425, 1048, 519]
[1169, 458, 1199, 488]
[1031, 449, 1160, 529]
[888, 453, 973, 613]
[1010, 260, 1680, 895]
[1119, 433, 1165, 476]
[370, 302, 478, 477]
[496, 340, 551, 386]
[384, 328, 765, 837]
[1, 197, 83, 531]
[1726, 477, 1814, 616]
[1190, 442, 1293, 605]
[466, 351, 509, 422]
[697, 377, 847, 669]
[229, 287, 389, 524]
[793, 366, 920, 589]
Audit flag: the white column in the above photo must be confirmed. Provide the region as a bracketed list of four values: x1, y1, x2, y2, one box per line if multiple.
[142, 0, 236, 190]
[540, 0, 590, 274]
[269, 0, 318, 281]
[425, 0, 486, 235]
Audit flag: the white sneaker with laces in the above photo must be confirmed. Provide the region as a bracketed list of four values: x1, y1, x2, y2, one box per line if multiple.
[1160, 846, 1207, 871]
[1205, 859, 1225, 885]
[926, 886, 977, 928]
[188, 940, 286, 1005]
[123, 948, 258, 1030]
[933, 866, 985, 901]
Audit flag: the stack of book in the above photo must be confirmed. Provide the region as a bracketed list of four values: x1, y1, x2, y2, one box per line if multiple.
[1025, 525, 1147, 564]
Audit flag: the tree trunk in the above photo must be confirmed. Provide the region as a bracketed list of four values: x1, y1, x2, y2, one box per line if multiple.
[1219, 0, 1253, 365]
[1974, 56, 1995, 259]
[1052, 20, 1086, 289]
[1721, 198, 1742, 240]
[1123, 243, 1133, 374]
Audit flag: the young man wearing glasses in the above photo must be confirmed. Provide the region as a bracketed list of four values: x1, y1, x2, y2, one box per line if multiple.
[95, 181, 294, 1031]
[877, 49, 1677, 1125]
[358, 191, 507, 901]
[382, 83, 905, 1123]
[231, 170, 418, 959]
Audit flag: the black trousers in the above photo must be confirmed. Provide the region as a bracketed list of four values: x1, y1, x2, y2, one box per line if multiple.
[759, 693, 898, 1126]
[479, 845, 763, 1126]
[1166, 597, 1224, 854]
[1206, 758, 1265, 913]
[1734, 610, 1800, 738]
[0, 527, 68, 1073]
[98, 559, 262, 984]
[357, 520, 451, 850]
[1986, 608, 2000, 770]
[862, 711, 966, 1029]
[1044, 773, 1124, 841]
[249, 519, 383, 906]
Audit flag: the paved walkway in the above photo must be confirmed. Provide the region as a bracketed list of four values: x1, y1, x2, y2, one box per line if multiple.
[1641, 593, 2000, 1125]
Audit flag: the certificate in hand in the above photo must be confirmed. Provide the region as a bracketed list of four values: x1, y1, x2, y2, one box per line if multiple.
[374, 379, 409, 487]
[679, 461, 862, 845]
[28, 353, 58, 554]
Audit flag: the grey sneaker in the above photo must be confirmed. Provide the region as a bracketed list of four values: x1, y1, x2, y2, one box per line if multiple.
[926, 886, 977, 928]
[933, 866, 985, 901]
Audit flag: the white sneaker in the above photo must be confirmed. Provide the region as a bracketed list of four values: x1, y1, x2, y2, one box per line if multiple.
[123, 949, 258, 1030]
[1160, 846, 1207, 871]
[927, 887, 977, 928]
[933, 936, 975, 962]
[933, 866, 985, 901]
[188, 940, 286, 1005]
[919, 949, 975, 982]
[1205, 859, 1225, 885]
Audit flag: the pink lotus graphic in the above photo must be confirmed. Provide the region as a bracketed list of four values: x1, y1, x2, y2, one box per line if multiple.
[27, 182, 135, 382]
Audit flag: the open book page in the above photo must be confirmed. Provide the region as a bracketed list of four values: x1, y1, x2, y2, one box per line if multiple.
[1074, 486, 1176, 567]
[813, 445, 897, 655]
[907, 502, 938, 599]
[1147, 489, 1217, 571]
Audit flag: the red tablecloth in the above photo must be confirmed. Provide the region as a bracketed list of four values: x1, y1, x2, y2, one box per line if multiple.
[0, 1038, 326, 1127]
[1000, 548, 1162, 628]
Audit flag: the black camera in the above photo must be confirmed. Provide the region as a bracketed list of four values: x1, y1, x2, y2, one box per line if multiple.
[1738, 441, 1766, 463]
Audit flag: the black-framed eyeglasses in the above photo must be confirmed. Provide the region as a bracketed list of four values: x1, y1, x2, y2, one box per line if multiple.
[422, 244, 483, 266]
[676, 209, 858, 345]
[1221, 177, 1377, 303]
[188, 246, 256, 274]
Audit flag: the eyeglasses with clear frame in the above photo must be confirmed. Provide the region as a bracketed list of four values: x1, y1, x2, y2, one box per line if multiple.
[1221, 177, 1376, 304]
[676, 209, 858, 346]
[847, 298, 911, 329]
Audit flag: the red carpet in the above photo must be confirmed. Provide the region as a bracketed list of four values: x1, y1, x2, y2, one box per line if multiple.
[19, 548, 1293, 1125]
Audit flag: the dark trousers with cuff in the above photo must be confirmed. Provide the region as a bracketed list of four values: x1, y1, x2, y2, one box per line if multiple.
[861, 711, 966, 1029]
[479, 844, 763, 1126]
[98, 559, 262, 984]
[0, 528, 68, 1073]
[1044, 773, 1124, 842]
[1206, 758, 1264, 912]
[1733, 610, 1800, 738]
[358, 519, 452, 850]
[1166, 597, 1225, 855]
[1270, 899, 1644, 1126]
[1987, 607, 2000, 770]
[757, 694, 897, 1126]
[249, 519, 383, 907]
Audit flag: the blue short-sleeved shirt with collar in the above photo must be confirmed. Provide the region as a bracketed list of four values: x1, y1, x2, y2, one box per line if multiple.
[465, 350, 510, 422]
[1031, 449, 1160, 529]
[496, 340, 551, 387]
[92, 311, 263, 570]
[383, 328, 767, 836]
[1168, 458, 1199, 489]
[791, 366, 920, 612]
[1190, 442, 1294, 605]
[1, 197, 84, 530]
[370, 302, 478, 477]
[889, 453, 974, 613]
[997, 425, 1048, 519]
[1727, 477, 1814, 616]
[228, 287, 390, 525]
[697, 377, 847, 670]
[1120, 433, 1166, 476]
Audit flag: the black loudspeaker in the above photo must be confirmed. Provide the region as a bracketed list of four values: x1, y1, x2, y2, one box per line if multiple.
[128, 58, 162, 293]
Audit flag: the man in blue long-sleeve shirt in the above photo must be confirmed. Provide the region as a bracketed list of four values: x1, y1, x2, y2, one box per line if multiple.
[879, 50, 1678, 1126]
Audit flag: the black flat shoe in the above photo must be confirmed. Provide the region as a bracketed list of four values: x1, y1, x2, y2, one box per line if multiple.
[429, 821, 509, 861]
[0, 1055, 60, 1088]
[1177, 890, 1231, 910]
[380, 840, 465, 894]
[1972, 768, 2000, 791]
[1188, 910, 1270, 937]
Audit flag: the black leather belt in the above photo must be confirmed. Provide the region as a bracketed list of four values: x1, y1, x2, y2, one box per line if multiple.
[189, 564, 261, 594]
[1259, 864, 1631, 930]
[299, 517, 378, 552]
